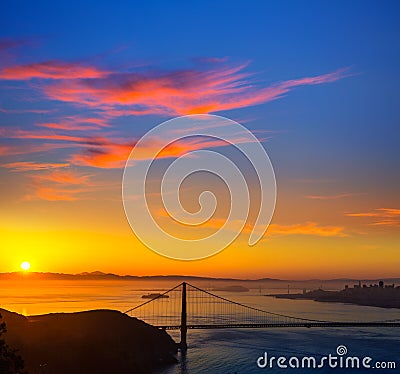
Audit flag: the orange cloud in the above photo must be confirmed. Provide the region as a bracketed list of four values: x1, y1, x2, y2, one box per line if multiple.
[305, 193, 358, 200]
[346, 208, 400, 227]
[156, 208, 347, 238]
[70, 143, 133, 169]
[32, 170, 91, 185]
[69, 134, 258, 168]
[346, 208, 400, 218]
[1, 127, 131, 168]
[0, 61, 109, 80]
[368, 220, 400, 227]
[24, 169, 93, 201]
[2, 122, 263, 169]
[24, 185, 84, 201]
[267, 222, 347, 237]
[239, 220, 347, 237]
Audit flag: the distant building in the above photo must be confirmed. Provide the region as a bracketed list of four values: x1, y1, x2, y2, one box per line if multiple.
[354, 280, 362, 288]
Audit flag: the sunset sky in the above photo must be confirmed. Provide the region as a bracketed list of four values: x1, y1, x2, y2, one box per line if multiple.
[0, 1, 399, 279]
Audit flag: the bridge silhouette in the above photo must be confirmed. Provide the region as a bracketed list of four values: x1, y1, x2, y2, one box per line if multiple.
[124, 282, 400, 350]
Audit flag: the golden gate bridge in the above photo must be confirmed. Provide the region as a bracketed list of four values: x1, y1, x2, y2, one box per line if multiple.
[124, 282, 400, 350]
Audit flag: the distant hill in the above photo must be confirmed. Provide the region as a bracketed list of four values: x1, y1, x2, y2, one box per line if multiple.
[0, 308, 177, 373]
[0, 271, 271, 282]
[0, 271, 399, 284]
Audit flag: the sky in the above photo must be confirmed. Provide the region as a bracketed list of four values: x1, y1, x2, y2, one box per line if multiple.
[0, 0, 399, 279]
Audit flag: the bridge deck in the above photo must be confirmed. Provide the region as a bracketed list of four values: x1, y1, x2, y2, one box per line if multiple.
[157, 322, 400, 330]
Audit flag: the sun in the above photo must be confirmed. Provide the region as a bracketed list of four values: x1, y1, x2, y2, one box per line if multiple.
[20, 261, 31, 271]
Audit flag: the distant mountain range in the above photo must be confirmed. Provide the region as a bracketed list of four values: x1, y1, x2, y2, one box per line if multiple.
[1, 271, 399, 284]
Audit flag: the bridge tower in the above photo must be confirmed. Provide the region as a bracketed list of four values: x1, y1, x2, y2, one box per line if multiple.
[180, 282, 188, 350]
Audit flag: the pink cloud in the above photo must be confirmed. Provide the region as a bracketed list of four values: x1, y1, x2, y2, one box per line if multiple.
[40, 64, 349, 115]
[0, 60, 109, 80]
[0, 56, 351, 174]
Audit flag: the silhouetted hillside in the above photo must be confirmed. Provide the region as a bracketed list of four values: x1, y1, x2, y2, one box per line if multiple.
[0, 308, 177, 373]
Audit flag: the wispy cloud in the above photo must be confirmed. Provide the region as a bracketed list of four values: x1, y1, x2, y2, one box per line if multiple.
[2, 161, 70, 172]
[305, 193, 360, 200]
[31, 170, 91, 185]
[24, 185, 85, 201]
[157, 209, 347, 238]
[1, 126, 261, 168]
[0, 143, 81, 157]
[40, 65, 350, 115]
[1, 127, 131, 168]
[0, 38, 27, 53]
[0, 127, 90, 143]
[346, 208, 400, 217]
[36, 115, 110, 131]
[346, 208, 400, 227]
[24, 169, 92, 201]
[0, 52, 351, 180]
[0, 60, 109, 80]
[69, 135, 251, 168]
[0, 53, 350, 116]
[268, 222, 347, 237]
[0, 107, 54, 114]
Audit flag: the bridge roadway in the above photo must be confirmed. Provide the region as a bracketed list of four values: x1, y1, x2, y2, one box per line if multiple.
[156, 321, 400, 330]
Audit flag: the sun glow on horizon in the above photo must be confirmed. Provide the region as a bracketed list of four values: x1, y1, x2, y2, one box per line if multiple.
[20, 261, 31, 271]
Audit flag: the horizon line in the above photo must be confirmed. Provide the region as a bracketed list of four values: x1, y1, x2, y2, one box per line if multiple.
[1, 270, 399, 283]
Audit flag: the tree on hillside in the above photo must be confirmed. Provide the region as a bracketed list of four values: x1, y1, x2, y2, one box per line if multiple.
[0, 313, 25, 374]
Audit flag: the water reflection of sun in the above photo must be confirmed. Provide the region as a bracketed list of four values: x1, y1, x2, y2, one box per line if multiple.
[20, 261, 31, 271]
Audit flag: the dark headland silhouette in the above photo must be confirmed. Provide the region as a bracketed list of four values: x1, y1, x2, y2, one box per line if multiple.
[0, 308, 177, 373]
[269, 280, 400, 309]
